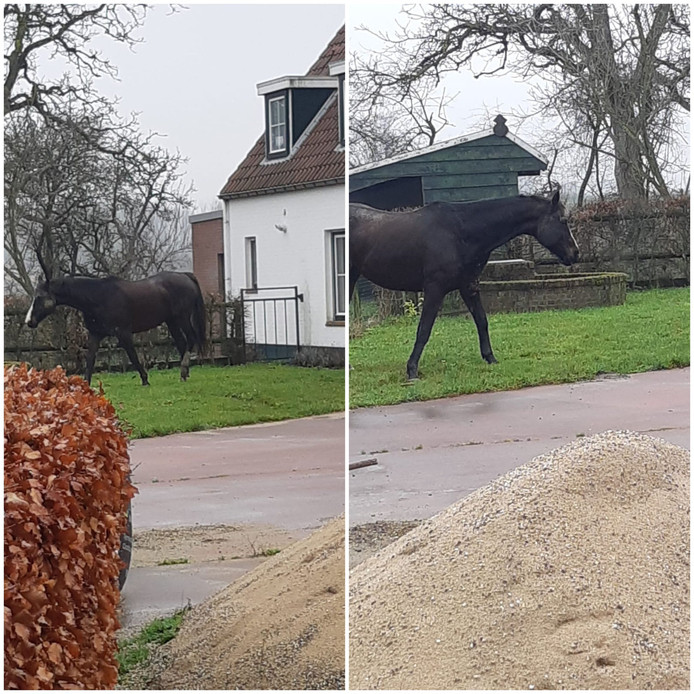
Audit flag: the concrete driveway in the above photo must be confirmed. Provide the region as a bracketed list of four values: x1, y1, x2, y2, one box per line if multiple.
[349, 368, 689, 526]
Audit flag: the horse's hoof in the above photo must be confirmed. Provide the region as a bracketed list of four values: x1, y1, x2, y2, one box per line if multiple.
[404, 378, 419, 386]
[484, 355, 498, 364]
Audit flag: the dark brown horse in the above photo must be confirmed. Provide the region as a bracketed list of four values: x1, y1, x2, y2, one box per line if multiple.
[25, 271, 207, 385]
[350, 191, 579, 379]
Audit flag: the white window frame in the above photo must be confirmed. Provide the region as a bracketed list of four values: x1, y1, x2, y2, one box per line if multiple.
[330, 230, 345, 321]
[268, 95, 287, 154]
[245, 236, 258, 291]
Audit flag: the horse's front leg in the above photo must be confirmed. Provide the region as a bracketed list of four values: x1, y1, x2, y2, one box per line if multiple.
[85, 333, 101, 385]
[460, 286, 497, 364]
[118, 332, 149, 386]
[406, 286, 446, 380]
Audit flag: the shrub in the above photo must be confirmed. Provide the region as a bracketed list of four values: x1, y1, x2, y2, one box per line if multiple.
[4, 365, 136, 689]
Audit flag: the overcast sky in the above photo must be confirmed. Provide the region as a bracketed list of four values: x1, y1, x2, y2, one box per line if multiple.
[26, 3, 688, 207]
[61, 3, 345, 211]
[348, 4, 690, 197]
[349, 4, 536, 146]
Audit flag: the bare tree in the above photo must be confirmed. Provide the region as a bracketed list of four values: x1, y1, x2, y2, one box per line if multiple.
[353, 4, 690, 200]
[4, 4, 147, 117]
[5, 106, 193, 295]
[350, 40, 457, 167]
[4, 4, 193, 296]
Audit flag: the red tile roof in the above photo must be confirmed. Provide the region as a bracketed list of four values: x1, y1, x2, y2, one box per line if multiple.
[219, 25, 345, 199]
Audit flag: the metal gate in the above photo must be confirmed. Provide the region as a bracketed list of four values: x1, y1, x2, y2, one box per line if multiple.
[241, 286, 304, 361]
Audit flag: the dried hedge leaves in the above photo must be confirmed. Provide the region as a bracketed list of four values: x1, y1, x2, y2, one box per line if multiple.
[4, 365, 136, 690]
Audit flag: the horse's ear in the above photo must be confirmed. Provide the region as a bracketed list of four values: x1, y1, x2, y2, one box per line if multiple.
[551, 190, 560, 208]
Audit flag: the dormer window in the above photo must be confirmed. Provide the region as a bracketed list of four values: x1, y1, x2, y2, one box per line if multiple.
[258, 76, 338, 161]
[268, 94, 288, 157]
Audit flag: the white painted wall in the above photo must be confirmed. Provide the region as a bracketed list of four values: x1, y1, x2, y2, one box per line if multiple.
[223, 183, 345, 349]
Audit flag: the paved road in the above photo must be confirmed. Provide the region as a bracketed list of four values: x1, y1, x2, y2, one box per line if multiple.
[349, 369, 689, 526]
[120, 413, 345, 630]
[129, 412, 345, 532]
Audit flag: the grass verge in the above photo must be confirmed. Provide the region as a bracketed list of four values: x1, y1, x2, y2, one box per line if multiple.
[349, 288, 689, 408]
[117, 608, 188, 684]
[94, 363, 345, 439]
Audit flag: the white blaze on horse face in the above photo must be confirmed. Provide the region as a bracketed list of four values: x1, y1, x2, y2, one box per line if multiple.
[25, 298, 36, 326]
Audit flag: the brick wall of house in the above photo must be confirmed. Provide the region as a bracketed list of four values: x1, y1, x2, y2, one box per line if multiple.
[191, 211, 224, 298]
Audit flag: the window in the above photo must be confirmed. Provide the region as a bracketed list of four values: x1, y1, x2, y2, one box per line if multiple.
[217, 253, 225, 296]
[330, 231, 345, 321]
[245, 237, 257, 290]
[268, 95, 287, 155]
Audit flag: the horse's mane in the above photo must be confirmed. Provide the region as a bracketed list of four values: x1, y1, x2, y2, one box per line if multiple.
[521, 193, 552, 202]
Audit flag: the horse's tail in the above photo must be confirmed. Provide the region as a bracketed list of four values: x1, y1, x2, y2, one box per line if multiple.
[186, 272, 208, 356]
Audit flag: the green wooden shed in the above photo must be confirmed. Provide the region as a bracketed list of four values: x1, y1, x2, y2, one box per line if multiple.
[349, 115, 547, 209]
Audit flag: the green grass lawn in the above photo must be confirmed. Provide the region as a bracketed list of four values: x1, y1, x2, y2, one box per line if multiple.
[349, 288, 690, 408]
[96, 363, 345, 439]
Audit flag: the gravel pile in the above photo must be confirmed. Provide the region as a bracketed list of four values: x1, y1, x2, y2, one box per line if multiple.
[350, 431, 690, 690]
[143, 516, 345, 690]
[350, 520, 422, 568]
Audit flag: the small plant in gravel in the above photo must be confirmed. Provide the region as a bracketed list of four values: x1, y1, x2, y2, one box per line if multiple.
[261, 548, 281, 557]
[117, 607, 189, 683]
[157, 558, 189, 566]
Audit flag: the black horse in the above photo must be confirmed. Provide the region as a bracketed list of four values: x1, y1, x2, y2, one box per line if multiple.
[350, 191, 579, 380]
[25, 271, 207, 386]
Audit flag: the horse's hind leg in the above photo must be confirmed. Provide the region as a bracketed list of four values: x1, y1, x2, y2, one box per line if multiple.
[406, 286, 446, 380]
[84, 333, 101, 385]
[460, 286, 497, 364]
[349, 265, 360, 301]
[167, 322, 190, 381]
[119, 332, 150, 386]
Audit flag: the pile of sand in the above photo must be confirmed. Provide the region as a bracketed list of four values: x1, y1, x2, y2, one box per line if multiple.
[350, 431, 689, 690]
[146, 516, 345, 690]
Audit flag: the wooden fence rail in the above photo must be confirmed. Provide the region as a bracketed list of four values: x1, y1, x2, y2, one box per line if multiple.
[4, 299, 246, 376]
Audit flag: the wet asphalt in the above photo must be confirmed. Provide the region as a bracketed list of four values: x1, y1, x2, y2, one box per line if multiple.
[349, 368, 689, 526]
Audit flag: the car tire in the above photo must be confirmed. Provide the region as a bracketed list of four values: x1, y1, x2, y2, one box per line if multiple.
[118, 503, 133, 591]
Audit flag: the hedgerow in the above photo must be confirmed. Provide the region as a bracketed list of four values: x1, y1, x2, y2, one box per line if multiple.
[4, 365, 136, 689]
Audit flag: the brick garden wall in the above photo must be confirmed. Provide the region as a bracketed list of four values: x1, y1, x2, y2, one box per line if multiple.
[437, 272, 627, 316]
[478, 273, 627, 314]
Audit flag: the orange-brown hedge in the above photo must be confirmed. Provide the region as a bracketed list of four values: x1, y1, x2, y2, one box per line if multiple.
[4, 365, 136, 690]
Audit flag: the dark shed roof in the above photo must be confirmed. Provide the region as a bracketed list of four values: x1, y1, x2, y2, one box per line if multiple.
[219, 26, 345, 200]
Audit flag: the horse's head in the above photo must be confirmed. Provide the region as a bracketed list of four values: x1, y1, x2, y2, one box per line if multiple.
[25, 280, 57, 328]
[536, 191, 579, 266]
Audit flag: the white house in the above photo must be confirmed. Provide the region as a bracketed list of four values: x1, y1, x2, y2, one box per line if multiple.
[218, 26, 345, 364]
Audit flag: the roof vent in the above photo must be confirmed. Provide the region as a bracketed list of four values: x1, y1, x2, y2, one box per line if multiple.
[493, 114, 509, 137]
